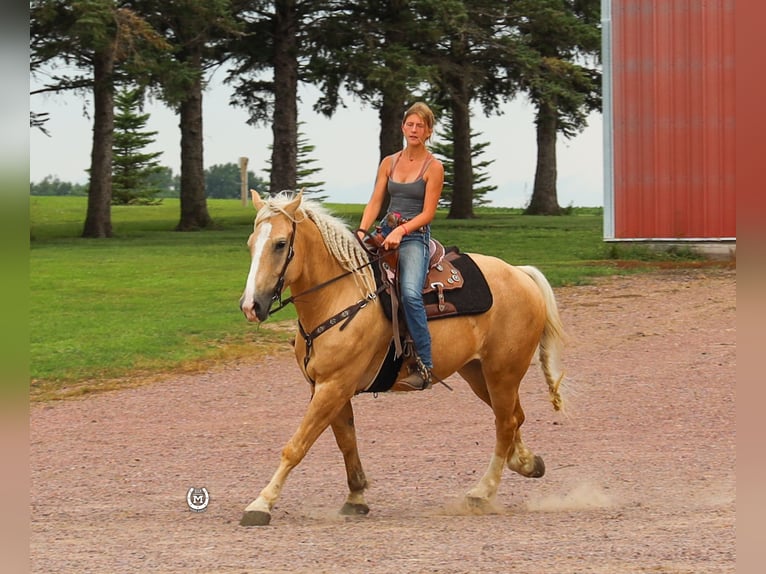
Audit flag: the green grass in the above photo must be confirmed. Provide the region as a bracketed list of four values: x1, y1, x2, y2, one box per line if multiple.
[30, 197, 291, 397]
[29, 196, 710, 399]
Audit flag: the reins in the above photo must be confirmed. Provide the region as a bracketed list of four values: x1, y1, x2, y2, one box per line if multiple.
[266, 220, 388, 318]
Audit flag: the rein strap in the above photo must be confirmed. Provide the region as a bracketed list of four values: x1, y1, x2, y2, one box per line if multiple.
[268, 252, 386, 317]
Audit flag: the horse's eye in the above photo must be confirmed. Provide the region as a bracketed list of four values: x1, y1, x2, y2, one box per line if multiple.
[274, 239, 287, 251]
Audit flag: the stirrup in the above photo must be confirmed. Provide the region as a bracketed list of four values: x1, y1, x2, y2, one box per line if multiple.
[414, 355, 454, 392]
[398, 349, 453, 392]
[397, 353, 431, 391]
[395, 365, 432, 391]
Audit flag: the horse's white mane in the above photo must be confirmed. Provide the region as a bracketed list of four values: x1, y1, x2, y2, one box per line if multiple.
[255, 191, 376, 293]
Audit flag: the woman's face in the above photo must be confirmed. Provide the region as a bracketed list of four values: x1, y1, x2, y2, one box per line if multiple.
[402, 113, 431, 146]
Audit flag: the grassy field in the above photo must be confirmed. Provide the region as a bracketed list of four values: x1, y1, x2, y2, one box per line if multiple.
[29, 196, 703, 399]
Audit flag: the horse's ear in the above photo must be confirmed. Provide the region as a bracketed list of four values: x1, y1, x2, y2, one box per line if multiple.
[284, 189, 304, 217]
[250, 189, 266, 211]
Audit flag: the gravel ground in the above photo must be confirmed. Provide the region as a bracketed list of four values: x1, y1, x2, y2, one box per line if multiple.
[30, 267, 736, 573]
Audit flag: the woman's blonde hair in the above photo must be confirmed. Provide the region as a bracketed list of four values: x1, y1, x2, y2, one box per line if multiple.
[402, 102, 436, 142]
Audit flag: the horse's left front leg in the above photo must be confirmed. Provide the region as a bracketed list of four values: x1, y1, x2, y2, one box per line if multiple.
[330, 400, 371, 517]
[240, 383, 351, 526]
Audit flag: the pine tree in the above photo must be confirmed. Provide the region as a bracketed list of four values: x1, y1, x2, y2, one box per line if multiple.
[509, 0, 601, 215]
[431, 113, 496, 209]
[31, 0, 173, 236]
[470, 139, 497, 207]
[296, 126, 326, 200]
[265, 123, 326, 200]
[111, 87, 164, 205]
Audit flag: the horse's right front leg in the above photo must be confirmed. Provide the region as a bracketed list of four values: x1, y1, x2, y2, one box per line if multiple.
[240, 383, 350, 526]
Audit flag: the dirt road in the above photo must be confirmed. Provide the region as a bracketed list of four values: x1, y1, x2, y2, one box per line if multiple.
[30, 268, 736, 573]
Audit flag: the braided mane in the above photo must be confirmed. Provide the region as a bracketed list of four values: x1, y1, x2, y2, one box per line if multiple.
[255, 191, 376, 293]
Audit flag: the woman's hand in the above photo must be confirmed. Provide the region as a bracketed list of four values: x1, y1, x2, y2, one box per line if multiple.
[382, 225, 406, 250]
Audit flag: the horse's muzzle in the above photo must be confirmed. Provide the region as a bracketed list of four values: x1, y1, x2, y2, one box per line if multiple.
[239, 294, 269, 323]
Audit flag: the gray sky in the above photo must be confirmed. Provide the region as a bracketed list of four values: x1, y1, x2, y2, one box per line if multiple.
[30, 70, 604, 208]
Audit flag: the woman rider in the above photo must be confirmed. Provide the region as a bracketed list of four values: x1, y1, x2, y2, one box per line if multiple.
[356, 102, 444, 390]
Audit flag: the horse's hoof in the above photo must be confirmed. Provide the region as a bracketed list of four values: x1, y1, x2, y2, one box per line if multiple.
[340, 502, 370, 516]
[240, 510, 271, 526]
[529, 455, 545, 478]
[465, 496, 492, 514]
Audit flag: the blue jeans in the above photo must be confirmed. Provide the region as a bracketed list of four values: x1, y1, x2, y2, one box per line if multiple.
[380, 221, 432, 369]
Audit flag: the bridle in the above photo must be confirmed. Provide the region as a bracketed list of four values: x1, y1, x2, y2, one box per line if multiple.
[267, 220, 297, 316]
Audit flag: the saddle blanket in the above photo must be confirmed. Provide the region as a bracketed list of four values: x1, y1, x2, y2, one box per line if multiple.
[376, 248, 493, 322]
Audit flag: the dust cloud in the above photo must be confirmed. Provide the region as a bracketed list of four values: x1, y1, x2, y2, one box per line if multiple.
[526, 481, 615, 512]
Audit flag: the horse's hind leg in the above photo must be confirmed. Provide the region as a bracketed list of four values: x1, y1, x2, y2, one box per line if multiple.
[459, 363, 544, 511]
[506, 403, 546, 478]
[330, 400, 370, 516]
[458, 362, 511, 509]
[458, 360, 491, 406]
[463, 366, 526, 511]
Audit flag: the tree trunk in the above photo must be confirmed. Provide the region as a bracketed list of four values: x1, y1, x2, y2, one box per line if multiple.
[82, 47, 115, 238]
[526, 100, 561, 215]
[447, 71, 474, 219]
[378, 96, 404, 163]
[375, 94, 406, 218]
[176, 45, 212, 231]
[270, 0, 298, 195]
[371, 0, 409, 218]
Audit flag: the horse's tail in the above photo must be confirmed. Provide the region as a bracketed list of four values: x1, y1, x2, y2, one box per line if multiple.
[518, 265, 566, 412]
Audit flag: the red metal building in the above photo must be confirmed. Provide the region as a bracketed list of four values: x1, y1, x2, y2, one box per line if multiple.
[602, 0, 736, 256]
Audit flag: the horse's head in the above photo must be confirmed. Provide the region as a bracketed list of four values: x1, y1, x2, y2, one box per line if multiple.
[239, 190, 303, 322]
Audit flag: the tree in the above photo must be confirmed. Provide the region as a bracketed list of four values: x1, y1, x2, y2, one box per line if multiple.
[307, 0, 517, 218]
[308, 1, 436, 158]
[226, 0, 310, 195]
[30, 111, 51, 136]
[306, 0, 435, 217]
[30, 0, 171, 237]
[508, 0, 601, 215]
[296, 130, 326, 199]
[470, 140, 498, 207]
[30, 176, 84, 196]
[204, 163, 268, 198]
[431, 113, 496, 208]
[263, 123, 325, 198]
[416, 0, 517, 218]
[136, 0, 243, 229]
[146, 166, 179, 197]
[111, 87, 164, 205]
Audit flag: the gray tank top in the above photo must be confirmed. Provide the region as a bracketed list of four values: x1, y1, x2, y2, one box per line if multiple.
[387, 152, 433, 219]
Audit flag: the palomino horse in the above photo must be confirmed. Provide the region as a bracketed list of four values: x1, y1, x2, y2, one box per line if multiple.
[239, 191, 566, 526]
